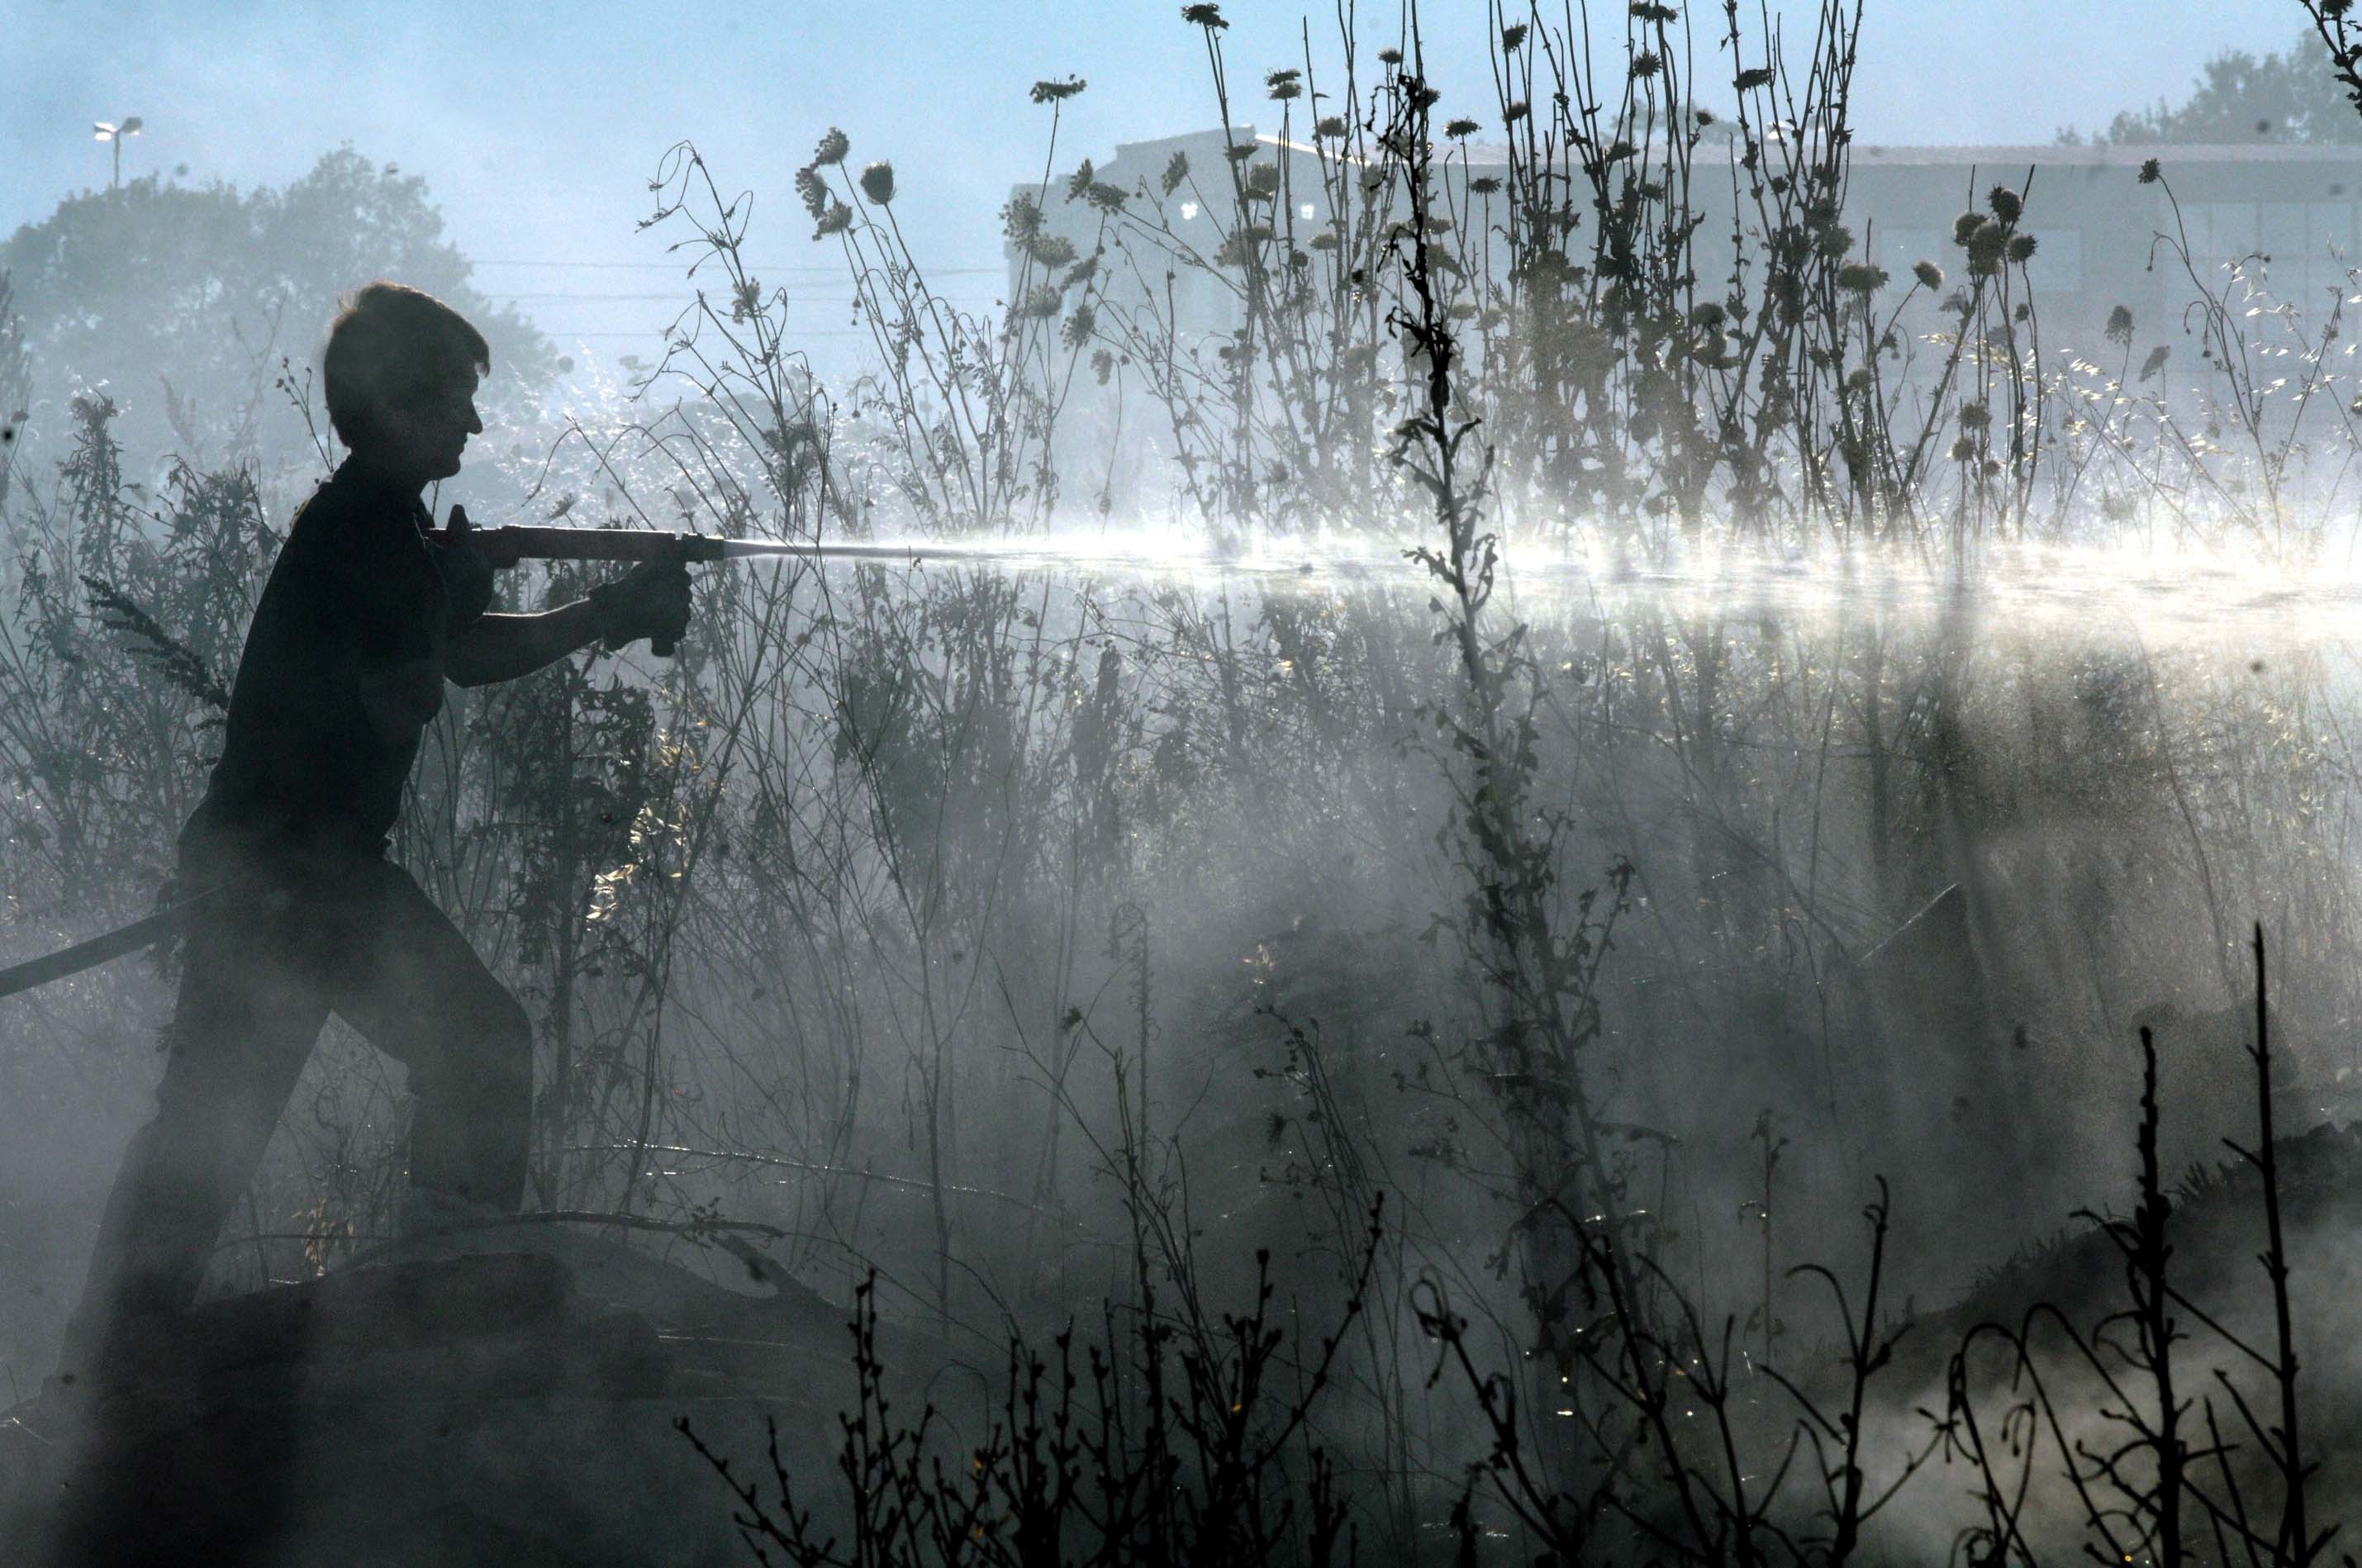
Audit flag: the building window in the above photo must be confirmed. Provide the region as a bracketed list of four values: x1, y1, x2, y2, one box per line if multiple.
[1180, 202, 1200, 221]
[1299, 202, 1316, 221]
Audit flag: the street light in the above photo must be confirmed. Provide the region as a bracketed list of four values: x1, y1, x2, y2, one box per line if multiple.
[93, 117, 143, 190]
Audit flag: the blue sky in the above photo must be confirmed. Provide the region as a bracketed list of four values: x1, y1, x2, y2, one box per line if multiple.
[0, 0, 2311, 374]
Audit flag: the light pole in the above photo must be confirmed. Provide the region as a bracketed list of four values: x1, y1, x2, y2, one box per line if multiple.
[93, 117, 143, 190]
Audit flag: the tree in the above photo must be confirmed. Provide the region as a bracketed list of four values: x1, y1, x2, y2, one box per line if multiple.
[0, 147, 554, 468]
[2072, 34, 2362, 146]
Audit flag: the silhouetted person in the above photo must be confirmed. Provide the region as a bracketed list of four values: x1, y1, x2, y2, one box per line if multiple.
[56, 283, 691, 1388]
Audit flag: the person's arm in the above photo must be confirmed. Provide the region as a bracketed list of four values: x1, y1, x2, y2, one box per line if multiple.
[442, 557, 694, 689]
[444, 601, 603, 688]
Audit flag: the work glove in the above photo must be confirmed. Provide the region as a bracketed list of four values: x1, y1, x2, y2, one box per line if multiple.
[588, 558, 694, 655]
[429, 503, 497, 625]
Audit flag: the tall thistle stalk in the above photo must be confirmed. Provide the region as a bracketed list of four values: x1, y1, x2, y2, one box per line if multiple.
[1384, 13, 1690, 1520]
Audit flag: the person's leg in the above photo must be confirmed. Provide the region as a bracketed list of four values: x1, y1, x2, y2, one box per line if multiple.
[328, 862, 533, 1213]
[57, 918, 326, 1384]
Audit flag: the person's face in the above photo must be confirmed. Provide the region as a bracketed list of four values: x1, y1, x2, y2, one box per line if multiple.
[369, 371, 482, 486]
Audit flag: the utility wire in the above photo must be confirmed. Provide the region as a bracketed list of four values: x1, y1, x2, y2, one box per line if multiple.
[471, 259, 1007, 274]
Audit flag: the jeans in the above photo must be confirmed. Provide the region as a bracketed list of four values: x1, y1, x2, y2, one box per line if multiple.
[58, 847, 532, 1380]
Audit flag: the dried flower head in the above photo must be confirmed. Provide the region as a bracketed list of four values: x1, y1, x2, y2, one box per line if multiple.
[1020, 284, 1063, 318]
[813, 202, 853, 239]
[1912, 259, 1944, 290]
[1031, 77, 1087, 105]
[795, 166, 829, 221]
[1085, 182, 1129, 211]
[1504, 99, 1531, 125]
[1214, 223, 1276, 266]
[1243, 162, 1281, 199]
[813, 127, 850, 167]
[1267, 68, 1301, 102]
[2105, 304, 2134, 344]
[1446, 116, 1480, 138]
[1987, 184, 2022, 225]
[1061, 302, 1096, 348]
[2006, 231, 2037, 264]
[1959, 400, 1991, 430]
[1949, 435, 1977, 462]
[1378, 47, 1403, 65]
[1952, 211, 1985, 248]
[1837, 262, 1889, 294]
[1470, 175, 1504, 196]
[1632, 51, 1663, 78]
[1002, 192, 1044, 241]
[1965, 221, 2008, 276]
[1162, 150, 1191, 196]
[2138, 157, 2161, 184]
[1029, 234, 1078, 268]
[1503, 22, 1528, 50]
[1308, 230, 1340, 250]
[1314, 115, 1348, 139]
[1181, 2, 1226, 28]
[858, 160, 896, 206]
[2139, 344, 2170, 381]
[1632, 1, 1678, 18]
[1735, 66, 1773, 91]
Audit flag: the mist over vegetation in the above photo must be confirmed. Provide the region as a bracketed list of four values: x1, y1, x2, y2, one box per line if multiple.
[11, 3, 2362, 1565]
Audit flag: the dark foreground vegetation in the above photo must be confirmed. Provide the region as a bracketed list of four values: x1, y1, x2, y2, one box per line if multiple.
[9, 1, 2362, 1564]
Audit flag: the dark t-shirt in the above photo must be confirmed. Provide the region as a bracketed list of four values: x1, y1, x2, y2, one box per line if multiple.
[183, 462, 478, 858]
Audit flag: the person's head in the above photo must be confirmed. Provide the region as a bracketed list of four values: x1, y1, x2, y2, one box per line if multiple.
[322, 283, 489, 487]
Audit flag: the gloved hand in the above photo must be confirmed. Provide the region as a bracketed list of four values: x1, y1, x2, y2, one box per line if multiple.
[587, 558, 694, 654]
[430, 503, 497, 624]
